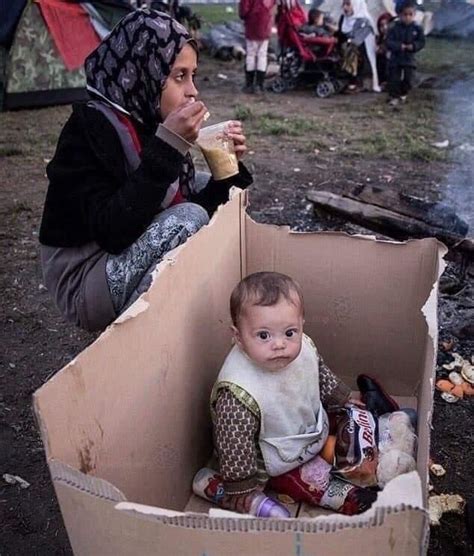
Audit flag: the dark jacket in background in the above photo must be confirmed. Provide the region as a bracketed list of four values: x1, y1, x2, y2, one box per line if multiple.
[386, 20, 425, 67]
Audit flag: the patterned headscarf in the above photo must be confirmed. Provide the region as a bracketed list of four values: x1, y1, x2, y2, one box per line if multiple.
[84, 9, 198, 197]
[85, 9, 196, 131]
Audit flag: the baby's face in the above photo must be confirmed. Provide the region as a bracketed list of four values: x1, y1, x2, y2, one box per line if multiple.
[315, 14, 324, 26]
[234, 295, 304, 372]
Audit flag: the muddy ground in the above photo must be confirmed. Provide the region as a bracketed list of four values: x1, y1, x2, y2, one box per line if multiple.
[1, 38, 473, 554]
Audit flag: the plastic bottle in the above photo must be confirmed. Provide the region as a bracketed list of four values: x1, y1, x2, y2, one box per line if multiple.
[193, 467, 290, 518]
[249, 492, 291, 518]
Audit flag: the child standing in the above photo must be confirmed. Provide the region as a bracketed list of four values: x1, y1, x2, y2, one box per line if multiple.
[386, 0, 425, 106]
[239, 0, 276, 94]
[376, 13, 394, 88]
[207, 272, 377, 516]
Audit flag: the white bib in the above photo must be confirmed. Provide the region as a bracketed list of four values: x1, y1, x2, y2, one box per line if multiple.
[216, 335, 329, 476]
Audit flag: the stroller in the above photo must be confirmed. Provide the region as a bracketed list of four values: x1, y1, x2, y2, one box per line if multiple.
[272, 0, 344, 98]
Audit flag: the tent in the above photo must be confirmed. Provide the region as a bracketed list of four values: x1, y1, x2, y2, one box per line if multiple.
[0, 0, 132, 111]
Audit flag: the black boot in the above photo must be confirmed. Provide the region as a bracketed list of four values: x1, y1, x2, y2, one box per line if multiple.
[255, 70, 266, 94]
[242, 71, 255, 94]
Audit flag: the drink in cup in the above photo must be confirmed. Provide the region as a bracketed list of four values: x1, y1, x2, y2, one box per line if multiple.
[196, 121, 239, 181]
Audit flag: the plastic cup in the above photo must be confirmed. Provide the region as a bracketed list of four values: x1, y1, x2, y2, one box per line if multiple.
[196, 121, 239, 181]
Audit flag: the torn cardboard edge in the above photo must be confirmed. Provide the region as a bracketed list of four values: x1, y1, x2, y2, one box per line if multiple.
[50, 459, 424, 533]
[33, 190, 443, 553]
[35, 190, 445, 400]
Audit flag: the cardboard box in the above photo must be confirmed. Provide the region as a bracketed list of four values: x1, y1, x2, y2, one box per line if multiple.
[34, 191, 445, 555]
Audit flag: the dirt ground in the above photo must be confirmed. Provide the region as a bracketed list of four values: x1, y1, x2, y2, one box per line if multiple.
[1, 39, 473, 555]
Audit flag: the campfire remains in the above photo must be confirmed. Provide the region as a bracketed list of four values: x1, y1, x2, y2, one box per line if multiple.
[307, 185, 473, 257]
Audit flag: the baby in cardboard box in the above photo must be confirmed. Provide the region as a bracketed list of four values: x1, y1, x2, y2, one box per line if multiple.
[198, 271, 382, 516]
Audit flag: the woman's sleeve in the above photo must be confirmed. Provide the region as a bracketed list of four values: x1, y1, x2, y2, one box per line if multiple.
[46, 108, 188, 254]
[214, 388, 260, 494]
[189, 162, 253, 216]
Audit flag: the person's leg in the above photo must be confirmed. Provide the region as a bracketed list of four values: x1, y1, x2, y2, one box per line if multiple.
[363, 34, 381, 92]
[255, 40, 269, 93]
[106, 203, 209, 314]
[400, 66, 414, 99]
[387, 64, 402, 101]
[244, 40, 257, 93]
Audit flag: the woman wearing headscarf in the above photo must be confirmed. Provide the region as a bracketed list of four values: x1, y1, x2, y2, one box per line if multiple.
[337, 0, 381, 92]
[39, 9, 252, 332]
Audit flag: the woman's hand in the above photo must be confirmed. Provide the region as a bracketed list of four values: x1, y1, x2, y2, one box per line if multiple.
[225, 120, 248, 160]
[163, 100, 208, 143]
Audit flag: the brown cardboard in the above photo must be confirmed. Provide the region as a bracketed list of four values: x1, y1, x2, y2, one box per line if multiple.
[34, 191, 444, 555]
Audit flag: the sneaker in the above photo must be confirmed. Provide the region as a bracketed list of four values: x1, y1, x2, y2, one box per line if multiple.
[400, 95, 407, 103]
[388, 97, 400, 107]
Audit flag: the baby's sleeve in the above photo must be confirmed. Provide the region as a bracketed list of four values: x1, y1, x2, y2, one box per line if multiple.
[213, 388, 260, 494]
[318, 356, 352, 408]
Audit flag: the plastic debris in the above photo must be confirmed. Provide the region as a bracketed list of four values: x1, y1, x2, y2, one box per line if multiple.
[442, 353, 465, 370]
[440, 392, 459, 403]
[442, 353, 474, 385]
[448, 371, 463, 385]
[429, 494, 465, 526]
[432, 140, 449, 149]
[3, 473, 31, 489]
[430, 463, 446, 477]
[293, 168, 301, 172]
[440, 338, 454, 352]
[217, 73, 228, 80]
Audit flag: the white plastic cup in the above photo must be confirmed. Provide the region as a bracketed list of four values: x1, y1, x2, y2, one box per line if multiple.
[196, 121, 239, 181]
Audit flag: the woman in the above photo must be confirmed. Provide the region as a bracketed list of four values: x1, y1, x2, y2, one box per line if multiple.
[337, 0, 381, 92]
[39, 10, 252, 332]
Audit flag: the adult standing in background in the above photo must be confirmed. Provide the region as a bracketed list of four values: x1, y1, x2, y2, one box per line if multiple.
[239, 0, 276, 94]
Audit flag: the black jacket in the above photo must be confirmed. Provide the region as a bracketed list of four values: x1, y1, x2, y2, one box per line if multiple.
[39, 103, 252, 254]
[386, 20, 425, 67]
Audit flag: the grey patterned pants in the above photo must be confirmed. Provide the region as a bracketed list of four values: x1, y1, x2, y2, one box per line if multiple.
[106, 202, 209, 314]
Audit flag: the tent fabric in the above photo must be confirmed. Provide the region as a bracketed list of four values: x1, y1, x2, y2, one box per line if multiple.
[83, 0, 132, 30]
[0, 0, 27, 48]
[81, 1, 133, 39]
[82, 3, 112, 39]
[5, 2, 86, 97]
[37, 0, 101, 70]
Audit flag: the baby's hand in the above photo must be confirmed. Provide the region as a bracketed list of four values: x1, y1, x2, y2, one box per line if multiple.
[225, 120, 248, 160]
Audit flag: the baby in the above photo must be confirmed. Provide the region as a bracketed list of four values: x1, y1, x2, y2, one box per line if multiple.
[299, 9, 334, 38]
[210, 272, 377, 515]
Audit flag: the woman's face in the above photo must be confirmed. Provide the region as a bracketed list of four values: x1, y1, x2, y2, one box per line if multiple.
[160, 44, 199, 120]
[343, 0, 353, 15]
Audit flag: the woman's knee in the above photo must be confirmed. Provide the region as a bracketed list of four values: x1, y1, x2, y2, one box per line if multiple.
[165, 202, 209, 234]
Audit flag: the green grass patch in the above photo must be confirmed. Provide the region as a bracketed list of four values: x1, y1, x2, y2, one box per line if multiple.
[254, 112, 315, 137]
[193, 4, 238, 31]
[419, 37, 474, 76]
[234, 104, 253, 121]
